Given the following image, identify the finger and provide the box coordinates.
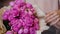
[46,11,56,17]
[47,15,59,23]
[54,24,60,29]
[54,20,60,29]
[46,13,57,21]
[56,21,60,26]
[50,18,60,26]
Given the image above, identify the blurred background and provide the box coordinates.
[0,0,59,12]
[58,0,60,9]
[0,0,14,8]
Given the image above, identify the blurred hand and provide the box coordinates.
[45,11,60,26]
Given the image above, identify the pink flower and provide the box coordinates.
[8,15,14,21]
[28,11,33,15]
[9,1,15,6]
[30,27,36,34]
[10,19,16,25]
[34,18,39,24]
[34,18,39,30]
[6,31,13,34]
[3,14,8,20]
[11,26,19,32]
[3,10,10,20]
[15,0,25,4]
[17,22,22,28]
[26,3,33,9]
[24,28,29,33]
[18,29,23,34]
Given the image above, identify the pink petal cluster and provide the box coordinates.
[3,0,40,34]
[6,31,13,34]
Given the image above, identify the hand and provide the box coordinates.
[45,11,60,26]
